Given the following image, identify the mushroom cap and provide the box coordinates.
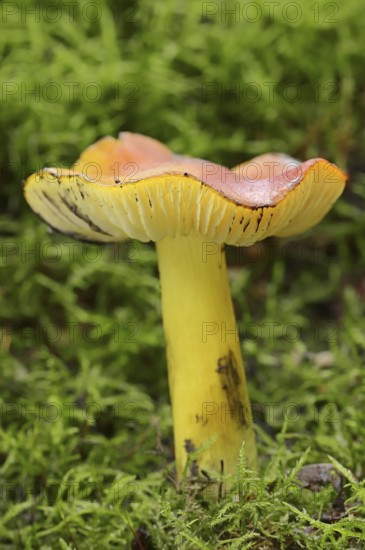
[24,132,347,245]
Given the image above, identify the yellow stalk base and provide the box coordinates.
[156,235,257,482]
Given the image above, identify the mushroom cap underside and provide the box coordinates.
[24,133,347,245]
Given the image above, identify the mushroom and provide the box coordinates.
[23,132,347,482]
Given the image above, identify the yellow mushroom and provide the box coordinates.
[24,132,347,483]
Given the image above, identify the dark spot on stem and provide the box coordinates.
[184,439,196,454]
[216,350,247,426]
[195,414,208,425]
[184,439,199,477]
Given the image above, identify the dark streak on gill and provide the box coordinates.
[59,195,112,236]
[266,212,273,230]
[38,190,78,228]
[69,186,79,202]
[255,209,264,232]
[76,181,85,199]
[228,214,236,234]
[242,219,251,232]
[41,191,58,208]
[47,219,110,244]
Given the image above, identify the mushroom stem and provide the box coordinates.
[156,235,257,481]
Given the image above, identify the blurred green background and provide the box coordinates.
[1,0,365,548]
